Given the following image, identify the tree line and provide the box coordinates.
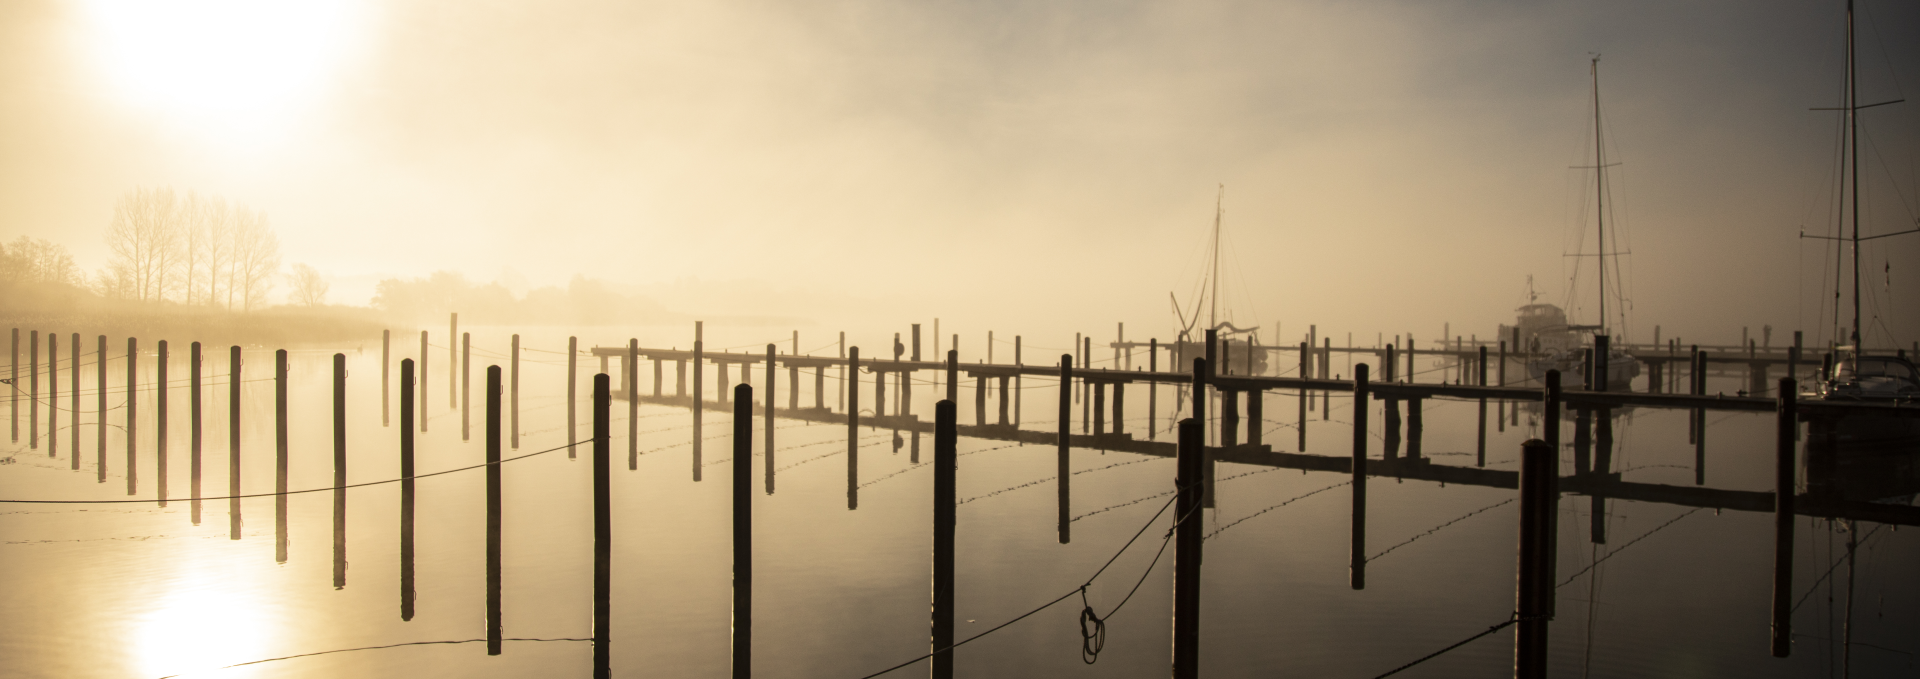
[97,186,286,311]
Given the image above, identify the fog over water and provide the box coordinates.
[0,0,1915,348]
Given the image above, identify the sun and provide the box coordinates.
[79,0,368,143]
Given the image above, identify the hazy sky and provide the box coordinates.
[2,0,1916,349]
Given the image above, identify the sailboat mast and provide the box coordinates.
[1592,56,1608,339]
[1210,184,1222,331]
[1848,0,1861,347]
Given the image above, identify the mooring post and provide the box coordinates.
[1515,438,1554,679]
[420,331,430,432]
[1693,346,1706,485]
[1498,340,1508,432]
[1478,345,1489,467]
[997,376,1010,426]
[814,367,824,411]
[1407,397,1423,459]
[402,359,417,621]
[1247,386,1261,446]
[1541,371,1561,619]
[484,365,503,655]
[276,349,289,563]
[69,335,78,470]
[230,346,242,540]
[846,347,859,510]
[7,328,13,443]
[191,342,202,524]
[592,372,611,678]
[127,337,138,494]
[384,330,391,427]
[158,342,169,505]
[1094,380,1108,437]
[695,322,705,482]
[1149,339,1159,438]
[947,350,959,404]
[462,332,472,441]
[26,330,35,449]
[975,375,986,426]
[1595,335,1610,392]
[657,359,666,398]
[1059,354,1073,544]
[733,383,753,679]
[334,353,347,588]
[1172,416,1203,679]
[1113,381,1126,436]
[932,399,958,679]
[1771,377,1796,658]
[787,362,798,412]
[874,363,887,419]
[628,339,639,469]
[765,345,776,495]
[46,334,55,461]
[1351,364,1370,590]
[511,334,520,449]
[568,337,579,458]
[1217,386,1235,447]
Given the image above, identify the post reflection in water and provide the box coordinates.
[333,352,348,590]
[1057,353,1071,544]
[485,365,504,656]
[846,346,859,511]
[190,341,202,525]
[229,345,242,540]
[275,349,289,564]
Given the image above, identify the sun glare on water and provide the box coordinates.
[80,0,367,144]
[131,576,278,679]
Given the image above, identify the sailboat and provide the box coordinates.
[1169,185,1267,375]
[1526,57,1642,390]
[1801,0,1920,450]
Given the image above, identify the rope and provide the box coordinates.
[1371,612,1531,678]
[854,483,1197,678]
[0,439,591,504]
[1791,523,1886,614]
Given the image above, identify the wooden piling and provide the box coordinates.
[1407,397,1423,459]
[765,345,776,495]
[1692,347,1706,485]
[384,330,391,427]
[420,331,430,433]
[1149,339,1158,439]
[402,358,417,621]
[1478,345,1488,467]
[1770,377,1796,657]
[733,383,753,679]
[462,332,471,441]
[1094,381,1108,437]
[846,347,859,510]
[1218,387,1235,447]
[932,399,958,679]
[1246,387,1261,446]
[127,338,137,494]
[66,334,75,469]
[230,346,242,540]
[47,333,55,460]
[156,340,168,504]
[974,376,986,426]
[814,367,824,411]
[569,337,579,458]
[7,328,13,443]
[629,339,639,469]
[592,372,610,677]
[695,323,705,482]
[511,334,519,449]
[27,330,34,449]
[1113,381,1126,435]
[1059,354,1072,544]
[947,350,958,404]
[1172,417,1203,678]
[1351,364,1369,591]
[191,342,202,524]
[1514,438,1554,678]
[487,365,503,655]
[276,349,289,563]
[334,353,347,589]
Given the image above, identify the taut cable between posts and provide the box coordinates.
[0,439,593,504]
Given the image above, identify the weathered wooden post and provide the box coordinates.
[947,350,959,404]
[487,364,503,655]
[1014,336,1023,426]
[1112,381,1126,436]
[1218,383,1235,447]
[7,328,13,443]
[931,398,958,679]
[1498,340,1508,432]
[814,367,824,411]
[449,313,458,407]
[1407,397,1424,459]
[46,334,56,460]
[628,339,639,470]
[1058,354,1073,544]
[846,347,859,510]
[1771,377,1796,658]
[26,330,34,449]
[420,331,430,433]
[384,330,391,427]
[1693,346,1706,485]
[1514,438,1554,678]
[695,322,705,482]
[1094,380,1108,436]
[1594,335,1610,392]
[156,341,168,504]
[127,337,138,493]
[462,332,472,441]
[568,337,579,458]
[765,345,776,495]
[1247,386,1261,446]
[402,358,417,621]
[511,334,519,449]
[975,375,988,426]
[276,349,289,563]
[1351,364,1370,591]
[191,342,202,524]
[230,346,243,540]
[334,353,347,588]
[733,383,753,679]
[1149,338,1159,439]
[1478,345,1489,467]
[592,372,610,677]
[1172,416,1203,678]
[1383,345,1400,459]
[68,335,77,469]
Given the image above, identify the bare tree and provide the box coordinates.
[201,196,233,307]
[230,207,281,311]
[0,236,80,285]
[104,187,184,302]
[289,263,329,306]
